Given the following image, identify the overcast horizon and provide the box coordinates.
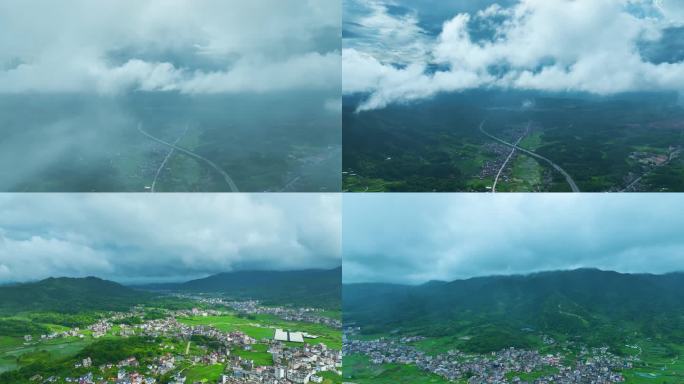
[0,194,341,284]
[0,264,343,286]
[343,267,684,286]
[343,194,684,285]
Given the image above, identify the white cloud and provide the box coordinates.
[0,233,114,282]
[345,0,430,64]
[0,194,341,283]
[0,0,340,94]
[177,52,341,94]
[344,0,684,111]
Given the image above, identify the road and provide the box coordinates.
[480,121,580,192]
[279,176,301,192]
[150,124,189,192]
[492,124,528,193]
[138,123,239,192]
[620,175,643,192]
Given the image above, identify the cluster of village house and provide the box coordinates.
[22,304,341,384]
[344,328,635,384]
[185,297,341,329]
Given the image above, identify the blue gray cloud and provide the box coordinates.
[343,194,684,284]
[0,194,341,283]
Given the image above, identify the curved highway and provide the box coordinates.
[150,124,189,192]
[480,121,580,192]
[138,123,239,192]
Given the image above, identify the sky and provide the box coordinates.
[343,194,684,284]
[0,194,341,284]
[343,0,684,111]
[0,0,341,95]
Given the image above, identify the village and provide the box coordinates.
[22,304,342,384]
[343,328,634,383]
[184,297,341,330]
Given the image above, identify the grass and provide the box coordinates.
[505,366,559,381]
[621,341,684,383]
[231,344,273,366]
[318,370,343,384]
[343,354,455,384]
[500,154,544,192]
[0,337,92,373]
[343,175,399,192]
[179,313,341,349]
[519,131,543,150]
[184,363,225,383]
[411,335,470,356]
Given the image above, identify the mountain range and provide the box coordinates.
[143,267,341,309]
[0,267,341,314]
[0,277,151,314]
[344,269,684,351]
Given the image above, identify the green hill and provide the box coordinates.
[344,269,684,350]
[0,277,153,314]
[145,267,341,309]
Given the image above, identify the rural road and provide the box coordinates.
[480,121,580,192]
[138,123,239,192]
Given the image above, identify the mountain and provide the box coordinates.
[0,277,153,314]
[144,267,341,309]
[344,269,684,350]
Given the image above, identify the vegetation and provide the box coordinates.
[1,92,340,192]
[0,277,154,314]
[0,319,51,337]
[344,354,453,384]
[146,267,342,309]
[344,269,684,383]
[179,313,341,349]
[343,91,684,192]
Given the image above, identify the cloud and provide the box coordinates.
[344,0,684,111]
[0,0,340,94]
[0,194,341,283]
[343,194,684,284]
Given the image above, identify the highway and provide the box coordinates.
[479,121,580,192]
[492,124,528,193]
[138,123,239,192]
[150,124,189,192]
[620,175,643,192]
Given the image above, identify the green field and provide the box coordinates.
[319,370,343,384]
[343,91,684,192]
[184,363,225,383]
[179,313,341,349]
[343,354,454,384]
[231,344,273,366]
[621,342,684,383]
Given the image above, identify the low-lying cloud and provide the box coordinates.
[344,0,684,111]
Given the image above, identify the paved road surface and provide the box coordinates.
[138,123,239,192]
[480,121,580,192]
[492,123,529,192]
[150,124,189,192]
